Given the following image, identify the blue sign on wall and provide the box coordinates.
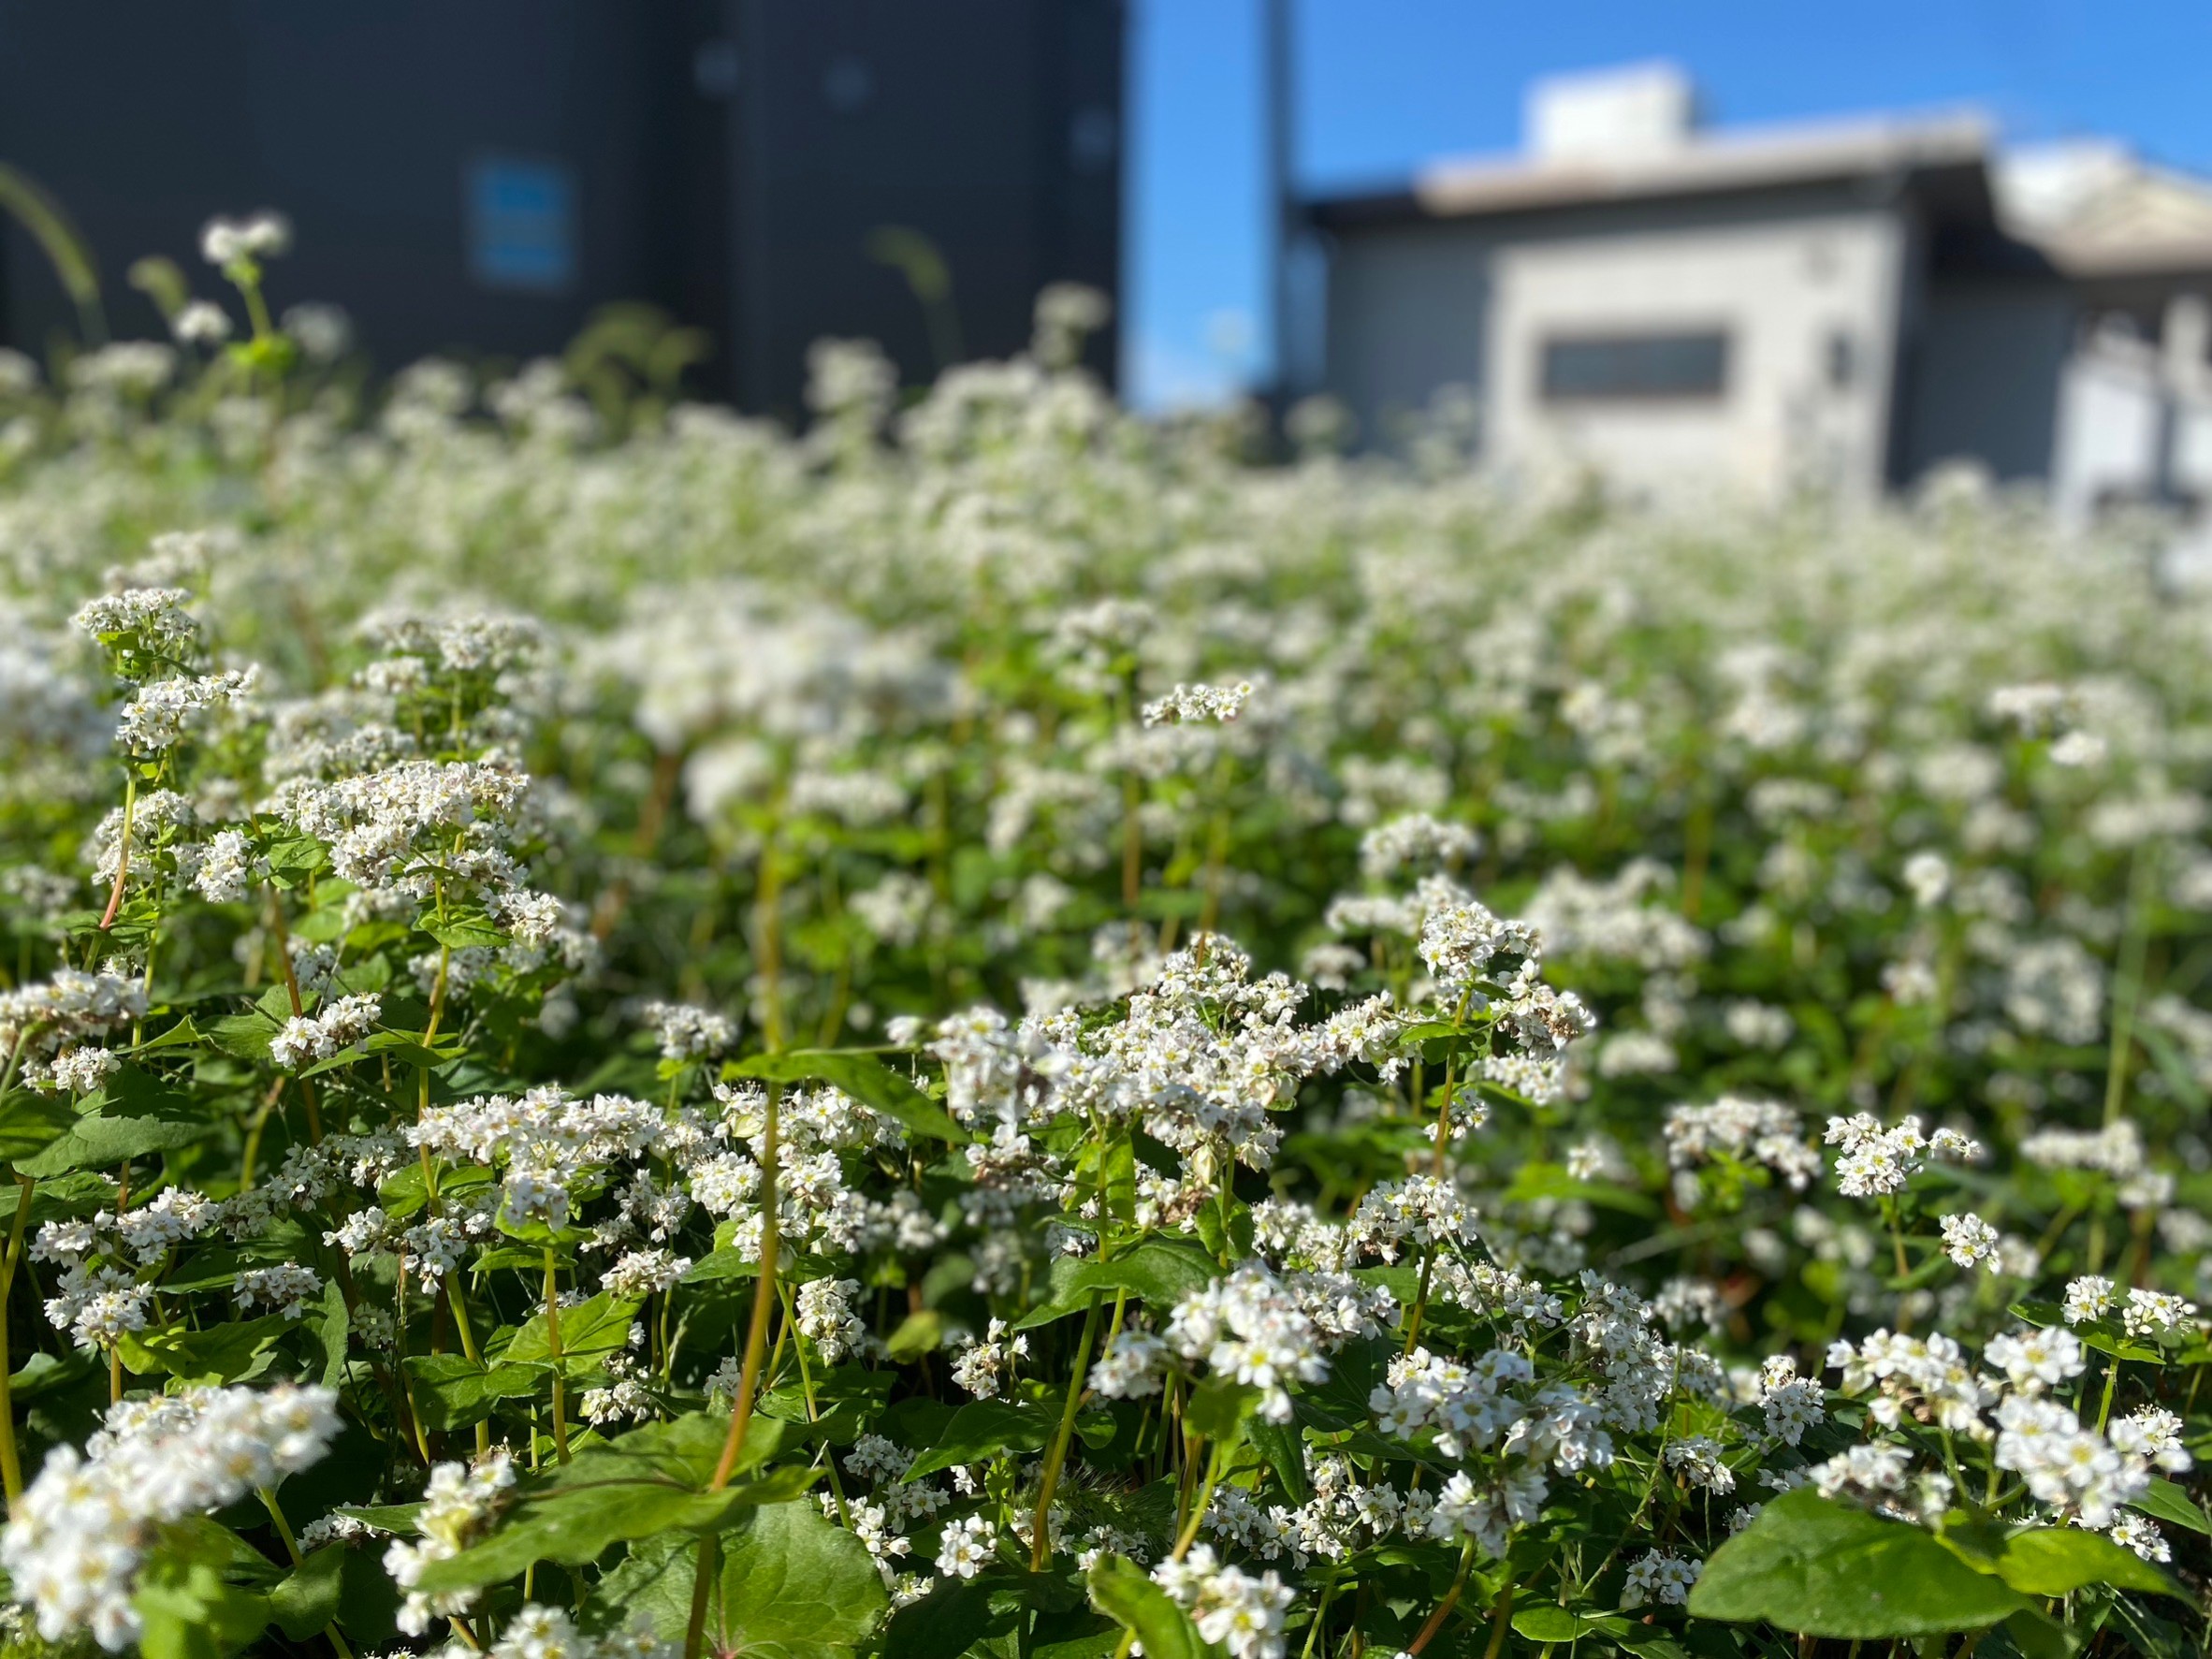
[467,157,575,294]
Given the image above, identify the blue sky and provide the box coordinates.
[1124,1,2212,408]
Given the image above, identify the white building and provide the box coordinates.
[1305,64,2212,525]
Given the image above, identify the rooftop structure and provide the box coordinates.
[1303,64,2212,537]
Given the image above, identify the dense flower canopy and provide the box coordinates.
[0,243,2203,1659]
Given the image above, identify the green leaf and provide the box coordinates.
[762,1364,895,1445]
[421,908,509,949]
[549,1411,786,1492]
[2002,1609,2081,1659]
[17,1068,218,1175]
[1087,1554,1204,1659]
[1512,1606,1604,1642]
[880,1577,1006,1659]
[726,1050,968,1143]
[1975,1525,2185,1598]
[0,1089,77,1162]
[414,1466,813,1595]
[1014,1236,1219,1331]
[402,1353,546,1429]
[269,1545,346,1642]
[1500,1159,1659,1217]
[262,836,327,885]
[904,1400,1056,1478]
[498,1291,641,1371]
[1185,1375,1259,1447]
[1248,1416,1309,1506]
[2132,1477,2212,1535]
[122,1315,293,1384]
[684,1247,762,1283]
[314,1279,351,1389]
[125,1015,204,1055]
[1688,1489,2033,1637]
[336,1503,425,1534]
[133,1544,272,1659]
[590,1501,889,1657]
[714,1499,891,1658]
[884,1307,945,1359]
[205,1011,281,1061]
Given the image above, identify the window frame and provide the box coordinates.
[1536,329,1731,404]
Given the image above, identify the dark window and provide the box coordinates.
[1826,329,1856,390]
[1539,331,1728,400]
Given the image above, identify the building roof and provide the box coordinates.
[1999,143,2212,279]
[1308,110,1993,231]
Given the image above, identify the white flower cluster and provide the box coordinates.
[1823,1113,1981,1198]
[1,1384,339,1650]
[270,756,534,900]
[950,1317,1030,1399]
[1165,1265,1331,1422]
[1346,1174,1476,1263]
[113,666,255,753]
[270,991,382,1070]
[1939,1212,2001,1270]
[200,211,291,265]
[1826,1329,1990,1433]
[2060,1275,2199,1339]
[234,1262,324,1317]
[928,939,1408,1188]
[796,1276,866,1362]
[413,1084,677,1233]
[71,588,198,667]
[2021,1122,2173,1208]
[485,1605,675,1659]
[192,825,264,902]
[642,999,736,1060]
[1141,680,1254,727]
[383,1452,518,1634]
[1357,812,1480,881]
[1523,860,1710,971]
[1152,1543,1295,1659]
[1622,1549,1702,1608]
[0,970,148,1069]
[1664,1097,1823,1191]
[1994,1397,2155,1528]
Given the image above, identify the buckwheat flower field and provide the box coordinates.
[0,233,2205,1659]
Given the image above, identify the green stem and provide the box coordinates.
[543,1248,570,1464]
[1406,1537,1478,1655]
[684,1532,720,1659]
[262,1487,357,1659]
[97,769,139,931]
[778,1276,849,1527]
[0,1171,33,1505]
[2104,843,2159,1128]
[1171,1441,1227,1562]
[1403,1244,1438,1355]
[1029,1292,1105,1569]
[755,819,786,1055]
[1300,1569,1340,1659]
[709,1085,781,1492]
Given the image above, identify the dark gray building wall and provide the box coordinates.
[0,2,706,365]
[729,0,1123,416]
[1894,278,2074,484]
[0,0,1123,409]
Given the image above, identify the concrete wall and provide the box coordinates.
[1483,199,1908,500]
[1320,189,1914,501]
[2050,334,2212,527]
